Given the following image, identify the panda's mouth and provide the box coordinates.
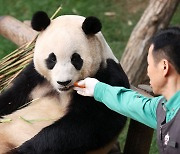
[58,85,73,91]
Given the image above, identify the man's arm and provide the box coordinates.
[94,82,163,129]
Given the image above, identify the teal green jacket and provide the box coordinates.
[94,82,180,129]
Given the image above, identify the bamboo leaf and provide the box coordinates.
[0,118,12,123]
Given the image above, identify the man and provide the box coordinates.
[74,27,180,154]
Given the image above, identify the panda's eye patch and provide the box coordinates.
[45,53,57,70]
[71,53,83,70]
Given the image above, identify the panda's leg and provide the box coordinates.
[10,115,91,154]
[0,61,44,116]
[10,109,125,154]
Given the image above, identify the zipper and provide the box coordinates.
[160,125,163,140]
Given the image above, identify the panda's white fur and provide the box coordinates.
[0,95,67,153]
[0,13,128,154]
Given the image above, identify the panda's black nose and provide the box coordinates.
[57,80,71,86]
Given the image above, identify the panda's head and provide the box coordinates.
[31,11,117,93]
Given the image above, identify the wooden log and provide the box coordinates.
[0,16,37,46]
[123,119,154,154]
[120,0,179,86]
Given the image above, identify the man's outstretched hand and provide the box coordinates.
[73,77,99,97]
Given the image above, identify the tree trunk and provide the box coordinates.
[0,16,37,46]
[121,0,179,153]
[120,0,179,86]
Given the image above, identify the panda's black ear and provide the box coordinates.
[31,11,51,31]
[82,16,102,35]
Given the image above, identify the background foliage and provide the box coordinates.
[1,0,179,59]
[0,0,179,153]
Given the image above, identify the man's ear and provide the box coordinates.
[162,59,169,77]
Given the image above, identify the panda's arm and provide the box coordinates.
[95,58,130,89]
[0,62,44,115]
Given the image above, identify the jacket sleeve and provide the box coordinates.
[94,82,163,129]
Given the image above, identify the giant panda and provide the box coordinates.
[0,11,130,154]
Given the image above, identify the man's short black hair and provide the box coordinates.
[151,26,180,73]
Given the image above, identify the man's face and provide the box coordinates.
[147,44,165,95]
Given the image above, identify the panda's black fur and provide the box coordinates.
[0,63,45,116]
[82,16,102,35]
[0,12,130,154]
[31,11,51,31]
